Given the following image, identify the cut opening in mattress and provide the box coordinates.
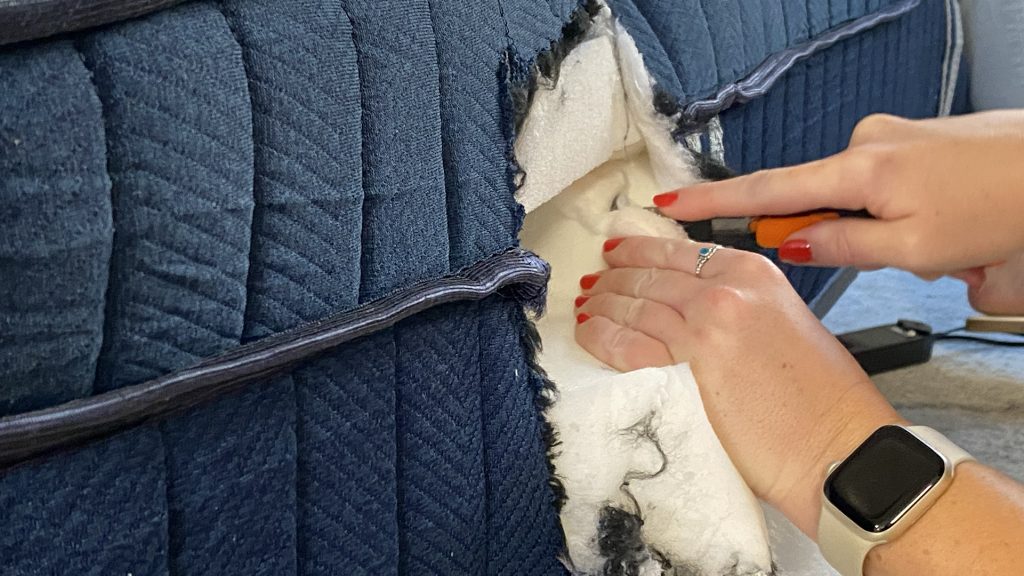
[512,3,846,575]
[514,5,775,576]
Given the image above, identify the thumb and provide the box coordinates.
[777,218,896,269]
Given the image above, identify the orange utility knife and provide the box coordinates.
[676,210,872,250]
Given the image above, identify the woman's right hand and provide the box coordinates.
[655,110,1024,277]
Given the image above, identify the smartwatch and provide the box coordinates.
[817,425,974,576]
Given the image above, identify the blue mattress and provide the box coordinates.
[0,1,962,574]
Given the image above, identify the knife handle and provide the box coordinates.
[750,210,871,249]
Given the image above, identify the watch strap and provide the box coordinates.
[818,501,878,576]
[906,426,974,467]
[817,425,973,576]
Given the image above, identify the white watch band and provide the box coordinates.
[817,425,974,576]
[818,501,877,576]
[909,426,973,467]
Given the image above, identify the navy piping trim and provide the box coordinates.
[0,248,550,470]
[0,0,190,46]
[681,0,922,127]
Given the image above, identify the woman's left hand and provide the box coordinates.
[574,237,904,536]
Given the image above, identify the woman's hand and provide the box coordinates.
[574,237,903,535]
[653,111,1024,277]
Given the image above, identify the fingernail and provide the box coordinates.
[652,192,678,208]
[574,295,590,308]
[778,240,812,263]
[576,313,591,324]
[603,238,625,252]
[580,274,600,290]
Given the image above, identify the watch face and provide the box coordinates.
[824,426,946,533]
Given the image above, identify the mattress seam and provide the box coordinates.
[0,0,190,46]
[0,248,550,471]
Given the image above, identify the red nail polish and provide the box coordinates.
[779,240,812,263]
[603,238,625,252]
[574,295,590,308]
[652,192,678,208]
[576,313,591,324]
[579,274,600,290]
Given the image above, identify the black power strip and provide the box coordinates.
[836,320,935,375]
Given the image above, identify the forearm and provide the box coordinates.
[776,405,1024,576]
[866,462,1024,576]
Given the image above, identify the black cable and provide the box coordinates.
[933,326,1024,348]
[936,334,1024,347]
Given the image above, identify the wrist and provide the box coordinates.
[861,462,978,576]
[769,382,905,537]
[863,461,1023,576]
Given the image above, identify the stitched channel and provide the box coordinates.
[0,248,550,470]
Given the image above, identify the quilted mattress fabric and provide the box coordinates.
[0,1,957,575]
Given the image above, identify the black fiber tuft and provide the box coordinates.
[532,0,603,89]
[516,306,575,570]
[516,309,568,511]
[597,413,673,576]
[652,86,681,118]
[690,150,736,182]
[506,0,603,135]
[597,506,671,576]
[598,506,647,576]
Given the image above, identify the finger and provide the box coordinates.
[575,315,675,372]
[652,150,872,221]
[950,267,986,289]
[603,237,740,278]
[778,218,900,269]
[577,293,690,358]
[579,267,701,310]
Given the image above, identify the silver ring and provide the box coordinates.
[694,244,721,277]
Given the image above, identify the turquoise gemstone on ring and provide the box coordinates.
[699,247,711,256]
